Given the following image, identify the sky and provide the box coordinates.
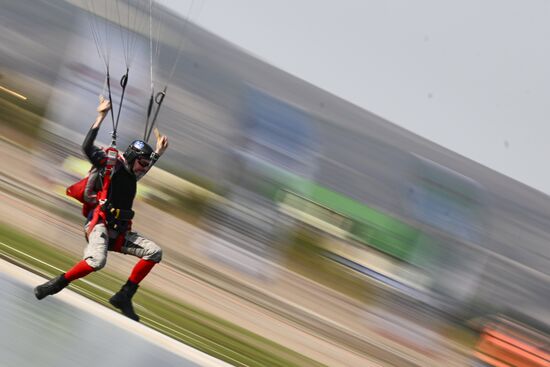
[159,0,550,196]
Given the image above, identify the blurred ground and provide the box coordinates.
[2,1,549,364]
[0,130,474,366]
[0,259,230,367]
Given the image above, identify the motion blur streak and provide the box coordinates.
[1,1,548,366]
[0,85,28,100]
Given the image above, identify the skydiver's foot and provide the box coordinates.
[34,274,69,300]
[109,280,140,322]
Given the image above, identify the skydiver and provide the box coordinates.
[34,96,169,322]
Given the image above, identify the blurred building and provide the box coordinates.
[2,0,549,330]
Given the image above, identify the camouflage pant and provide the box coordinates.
[83,223,162,270]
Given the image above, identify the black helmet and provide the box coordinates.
[123,140,154,165]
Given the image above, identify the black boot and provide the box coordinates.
[34,274,69,300]
[109,280,140,321]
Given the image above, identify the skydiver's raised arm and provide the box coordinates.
[82,96,111,166]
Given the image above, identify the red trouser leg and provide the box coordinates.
[64,260,95,281]
[128,259,156,284]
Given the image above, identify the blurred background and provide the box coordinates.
[1,1,549,366]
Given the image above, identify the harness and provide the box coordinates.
[66,147,134,245]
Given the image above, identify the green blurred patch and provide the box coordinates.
[141,184,208,225]
[0,95,45,140]
[0,222,326,367]
[283,225,376,303]
[139,167,216,224]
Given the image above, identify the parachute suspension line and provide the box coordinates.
[144,0,169,143]
[145,86,166,143]
[147,0,166,138]
[83,0,109,72]
[103,0,111,66]
[151,0,166,73]
[124,0,148,65]
[128,0,149,67]
[114,0,134,68]
[145,0,204,143]
[89,20,108,72]
[144,0,155,142]
[101,75,108,97]
[126,0,131,63]
[114,0,127,67]
[112,0,151,147]
[114,0,148,68]
[149,0,154,94]
[167,0,198,81]
[89,0,148,147]
[144,1,164,143]
[153,2,164,71]
[83,1,116,146]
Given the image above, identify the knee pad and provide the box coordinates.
[85,255,106,270]
[147,246,162,263]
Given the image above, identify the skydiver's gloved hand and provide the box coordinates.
[92,95,111,129]
[97,95,111,114]
[153,127,169,157]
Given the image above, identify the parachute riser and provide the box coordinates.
[144,85,167,143]
[104,67,130,149]
[143,91,155,141]
[114,68,130,140]
[105,70,116,132]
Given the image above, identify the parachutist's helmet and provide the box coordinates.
[123,140,154,165]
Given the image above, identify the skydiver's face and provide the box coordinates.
[132,157,151,175]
